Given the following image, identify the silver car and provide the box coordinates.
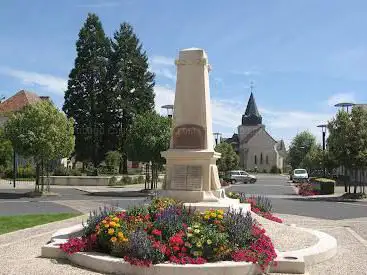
[226,170,257,184]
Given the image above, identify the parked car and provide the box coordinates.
[292,169,309,183]
[225,170,257,184]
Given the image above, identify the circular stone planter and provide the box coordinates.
[42,213,337,275]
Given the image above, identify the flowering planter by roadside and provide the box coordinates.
[309,178,335,195]
[59,198,277,272]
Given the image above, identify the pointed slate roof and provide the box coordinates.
[242,92,262,126]
[245,92,260,117]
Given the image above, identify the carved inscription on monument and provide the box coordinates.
[172,124,205,149]
[171,165,202,191]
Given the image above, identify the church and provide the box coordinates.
[223,92,287,173]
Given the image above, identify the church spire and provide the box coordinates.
[242,83,262,126]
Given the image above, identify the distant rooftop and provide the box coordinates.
[0,90,47,113]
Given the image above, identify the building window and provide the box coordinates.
[254,155,257,165]
[260,153,263,164]
[266,155,269,164]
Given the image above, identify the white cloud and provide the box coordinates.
[154,85,175,114]
[231,70,260,76]
[150,55,176,81]
[0,67,67,94]
[76,2,121,8]
[151,56,174,66]
[326,92,356,107]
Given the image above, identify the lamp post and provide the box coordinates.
[213,132,222,146]
[161,104,174,119]
[317,124,327,177]
[334,102,355,113]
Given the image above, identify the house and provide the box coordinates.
[223,92,287,172]
[0,90,49,126]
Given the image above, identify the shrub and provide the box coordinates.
[262,169,268,173]
[270,166,278,174]
[119,176,133,185]
[310,178,335,195]
[63,198,278,271]
[108,176,118,186]
[53,165,69,176]
[69,168,82,176]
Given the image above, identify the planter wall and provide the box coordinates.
[310,178,335,195]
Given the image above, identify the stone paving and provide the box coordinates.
[0,212,366,274]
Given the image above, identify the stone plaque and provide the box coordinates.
[171,165,187,190]
[186,166,202,191]
[172,124,205,149]
[171,165,202,191]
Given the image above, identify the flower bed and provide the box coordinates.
[297,183,319,196]
[60,198,277,271]
[226,192,283,223]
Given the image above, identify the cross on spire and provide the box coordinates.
[242,82,262,126]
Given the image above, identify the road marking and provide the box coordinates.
[336,202,367,207]
[345,227,367,247]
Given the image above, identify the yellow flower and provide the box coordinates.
[187,233,193,238]
[196,242,202,247]
[204,215,210,220]
[194,229,200,234]
[104,223,110,228]
[217,215,223,220]
[116,223,121,228]
[206,239,212,245]
[108,228,115,235]
[113,217,120,222]
[118,232,124,238]
[102,220,107,224]
[122,237,128,242]
[110,221,116,227]
[210,212,217,218]
[111,237,117,243]
[217,209,224,215]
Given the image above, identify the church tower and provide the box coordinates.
[242,92,262,126]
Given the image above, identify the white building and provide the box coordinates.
[224,93,287,172]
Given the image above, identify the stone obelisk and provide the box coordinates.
[161,48,246,210]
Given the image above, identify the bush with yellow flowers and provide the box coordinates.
[60,199,277,272]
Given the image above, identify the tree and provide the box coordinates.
[215,142,239,173]
[349,106,367,193]
[288,131,317,170]
[301,145,323,172]
[0,128,13,170]
[125,112,170,189]
[63,13,110,168]
[4,101,75,192]
[105,22,155,174]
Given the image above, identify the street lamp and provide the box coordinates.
[213,132,222,146]
[161,104,174,119]
[317,124,327,177]
[334,102,355,113]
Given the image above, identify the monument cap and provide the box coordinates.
[179,48,207,60]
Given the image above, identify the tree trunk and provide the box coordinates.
[145,163,150,190]
[122,154,128,175]
[41,159,44,192]
[35,163,40,193]
[354,169,358,194]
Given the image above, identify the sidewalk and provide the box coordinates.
[0,213,366,274]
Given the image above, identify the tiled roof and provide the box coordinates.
[0,90,42,113]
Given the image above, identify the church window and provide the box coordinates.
[254,155,257,165]
[266,155,269,164]
[260,153,263,164]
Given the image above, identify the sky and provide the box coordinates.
[1,0,367,146]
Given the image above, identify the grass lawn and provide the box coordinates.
[0,213,79,235]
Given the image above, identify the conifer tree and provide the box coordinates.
[105,22,155,173]
[63,13,110,167]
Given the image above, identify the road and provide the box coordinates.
[0,174,366,220]
[228,174,367,220]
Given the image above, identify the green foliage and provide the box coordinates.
[4,101,75,162]
[82,205,118,237]
[63,13,110,166]
[270,165,279,174]
[288,131,317,169]
[0,128,13,169]
[4,165,36,179]
[104,22,155,161]
[215,142,239,172]
[105,151,121,168]
[53,166,82,176]
[125,112,170,164]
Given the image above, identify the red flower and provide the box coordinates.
[152,229,162,236]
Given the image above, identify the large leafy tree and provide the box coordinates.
[4,101,75,191]
[215,142,239,173]
[288,131,317,170]
[125,112,170,189]
[63,13,110,167]
[0,128,13,170]
[105,22,155,174]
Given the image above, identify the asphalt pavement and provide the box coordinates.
[0,174,366,219]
